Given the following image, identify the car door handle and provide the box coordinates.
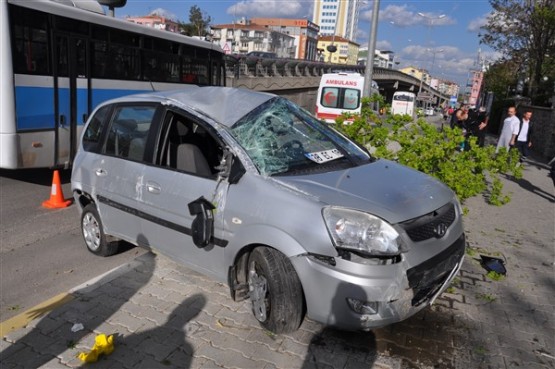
[95,168,107,177]
[146,182,161,194]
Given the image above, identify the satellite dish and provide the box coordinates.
[97,0,127,6]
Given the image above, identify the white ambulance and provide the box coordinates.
[315,73,378,123]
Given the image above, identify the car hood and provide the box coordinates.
[273,159,454,224]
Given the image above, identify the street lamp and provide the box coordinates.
[416,12,445,106]
[428,47,444,79]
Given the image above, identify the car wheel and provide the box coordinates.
[81,204,118,257]
[248,247,304,334]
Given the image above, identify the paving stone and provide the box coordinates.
[133,335,177,361]
[276,336,309,359]
[3,325,34,343]
[38,357,72,369]
[2,345,56,368]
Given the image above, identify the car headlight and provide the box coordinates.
[322,207,405,256]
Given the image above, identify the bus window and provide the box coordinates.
[10,6,49,74]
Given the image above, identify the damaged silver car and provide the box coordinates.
[71,86,465,334]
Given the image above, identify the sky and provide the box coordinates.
[112,0,500,86]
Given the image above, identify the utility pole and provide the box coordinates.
[363,0,380,98]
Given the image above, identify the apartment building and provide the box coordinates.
[210,19,295,58]
[317,35,359,65]
[312,0,362,41]
[250,18,320,60]
[126,15,180,33]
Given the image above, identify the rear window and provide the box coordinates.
[320,87,360,110]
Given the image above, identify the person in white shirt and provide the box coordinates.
[515,110,533,159]
[496,106,520,153]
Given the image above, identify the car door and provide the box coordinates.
[140,109,228,278]
[92,103,159,245]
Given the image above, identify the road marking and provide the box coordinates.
[0,293,74,337]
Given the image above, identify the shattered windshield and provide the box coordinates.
[230,97,370,176]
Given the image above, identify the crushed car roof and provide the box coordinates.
[108,86,276,127]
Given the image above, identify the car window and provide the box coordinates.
[155,111,223,178]
[230,97,370,176]
[83,105,110,152]
[104,105,156,161]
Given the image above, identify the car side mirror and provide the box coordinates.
[188,197,215,248]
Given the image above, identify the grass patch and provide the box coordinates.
[475,346,489,355]
[465,247,477,257]
[486,271,505,281]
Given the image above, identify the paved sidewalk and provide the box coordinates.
[1,157,554,369]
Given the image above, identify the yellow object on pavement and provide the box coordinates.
[78,334,114,363]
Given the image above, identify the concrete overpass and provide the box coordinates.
[224,54,450,113]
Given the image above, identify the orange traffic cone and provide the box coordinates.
[42,170,73,209]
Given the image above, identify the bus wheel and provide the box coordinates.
[247,247,304,334]
[81,204,118,256]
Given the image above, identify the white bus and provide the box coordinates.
[315,72,379,123]
[390,91,416,118]
[1,0,226,169]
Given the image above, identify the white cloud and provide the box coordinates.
[397,45,489,84]
[227,0,303,18]
[361,5,455,27]
[468,14,488,32]
[148,8,178,21]
[376,40,392,50]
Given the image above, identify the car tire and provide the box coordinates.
[81,204,118,257]
[248,246,304,334]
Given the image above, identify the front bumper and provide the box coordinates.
[290,233,465,331]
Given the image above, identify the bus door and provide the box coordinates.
[54,35,89,168]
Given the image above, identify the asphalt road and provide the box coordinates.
[0,168,146,322]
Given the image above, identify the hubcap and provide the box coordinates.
[82,212,101,251]
[248,261,268,322]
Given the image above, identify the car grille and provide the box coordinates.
[406,234,465,307]
[399,202,456,242]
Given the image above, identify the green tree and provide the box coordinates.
[483,60,519,99]
[189,5,211,37]
[333,99,522,206]
[480,0,555,106]
[178,21,194,36]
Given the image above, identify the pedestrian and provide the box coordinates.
[467,106,489,147]
[515,110,533,160]
[495,106,520,153]
[449,104,468,129]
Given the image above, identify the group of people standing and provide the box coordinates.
[496,107,534,159]
[446,104,533,159]
[448,104,490,149]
